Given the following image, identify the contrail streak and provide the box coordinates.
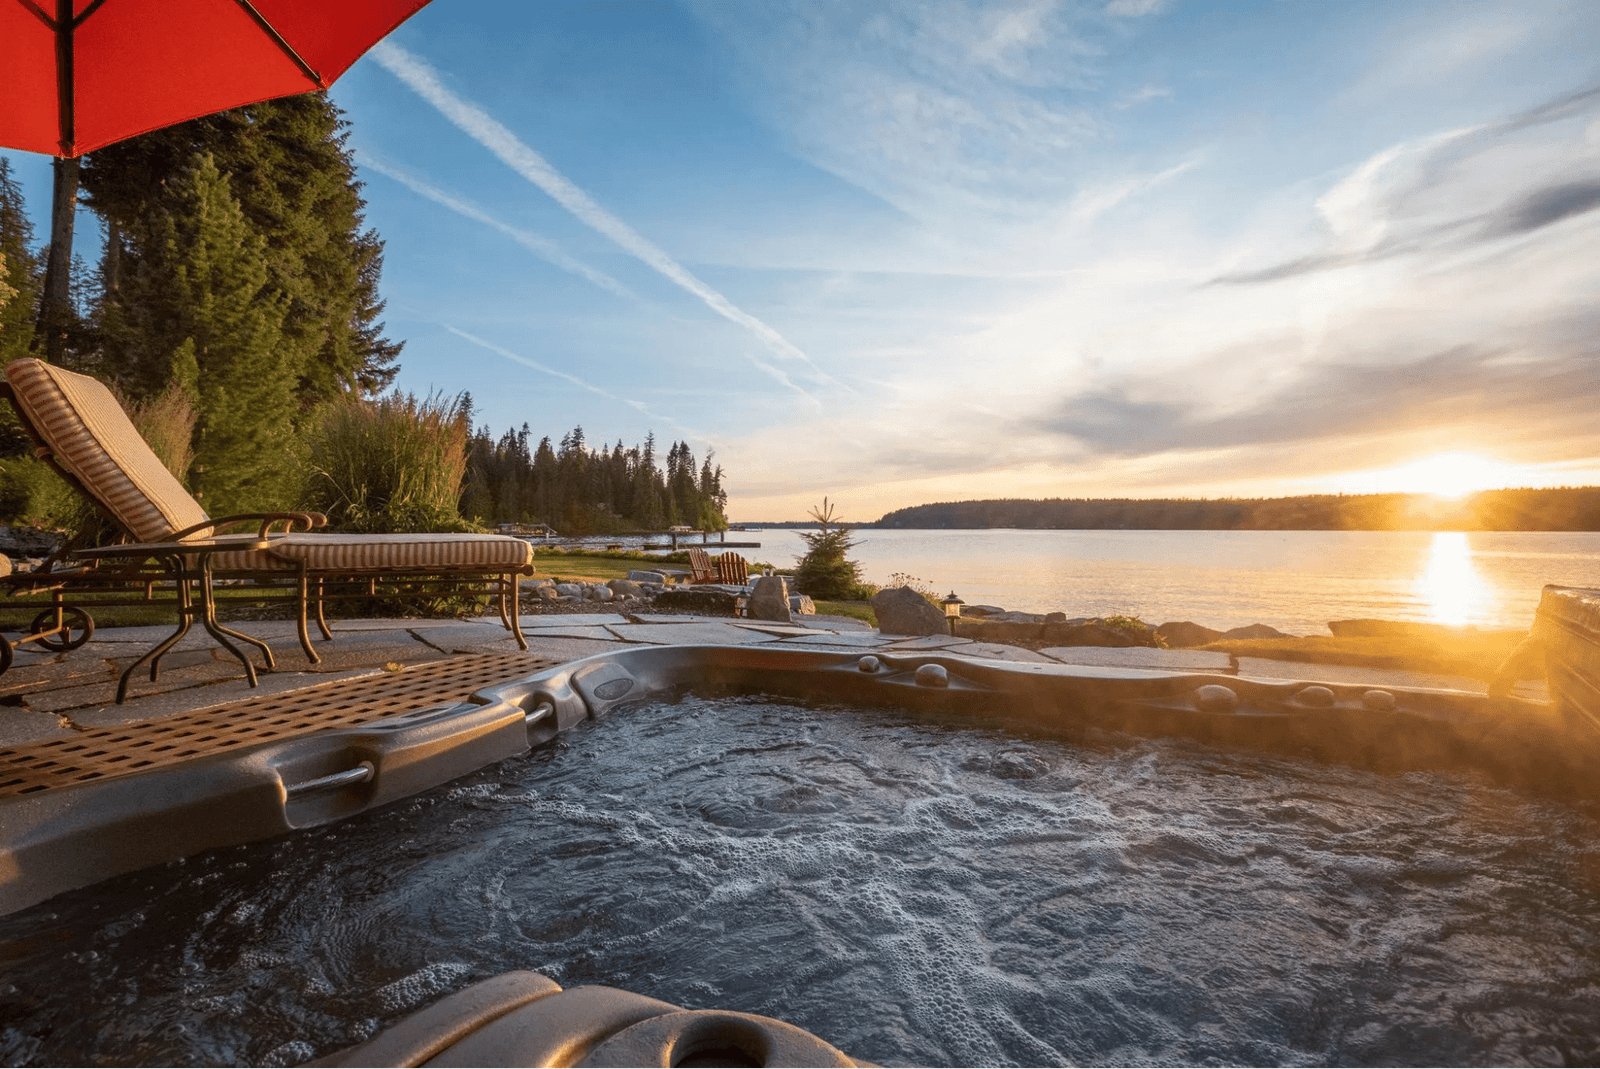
[358,151,635,300]
[444,326,705,441]
[372,40,841,402]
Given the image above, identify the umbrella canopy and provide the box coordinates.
[1,0,432,158]
[1,0,433,361]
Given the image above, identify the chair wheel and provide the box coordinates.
[29,607,94,651]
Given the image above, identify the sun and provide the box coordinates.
[1354,452,1520,498]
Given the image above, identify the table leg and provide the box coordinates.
[192,555,259,688]
[118,555,192,703]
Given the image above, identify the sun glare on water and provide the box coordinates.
[1417,531,1490,626]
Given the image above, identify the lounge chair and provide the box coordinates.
[3,358,535,700]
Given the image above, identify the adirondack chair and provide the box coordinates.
[715,552,749,585]
[686,546,719,583]
[2,358,536,700]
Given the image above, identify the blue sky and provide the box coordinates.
[6,0,1600,520]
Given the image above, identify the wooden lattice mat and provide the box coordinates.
[0,653,557,800]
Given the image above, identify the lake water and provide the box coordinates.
[751,529,1600,634]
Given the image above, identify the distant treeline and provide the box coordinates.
[874,488,1600,531]
[460,421,727,536]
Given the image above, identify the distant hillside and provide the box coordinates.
[874,488,1600,532]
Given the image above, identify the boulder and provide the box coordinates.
[789,594,816,615]
[535,585,560,601]
[991,610,1047,624]
[627,570,667,585]
[0,526,63,558]
[1157,620,1224,648]
[1220,623,1292,641]
[747,575,793,622]
[655,586,740,614]
[1044,611,1067,624]
[872,586,946,636]
[1038,619,1155,648]
[960,604,1007,618]
[588,583,614,602]
[1328,618,1492,639]
[957,619,1044,644]
[608,579,645,598]
[555,583,584,598]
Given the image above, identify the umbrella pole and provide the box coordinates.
[35,155,80,363]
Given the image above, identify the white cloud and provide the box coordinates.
[371,39,843,404]
[356,151,636,300]
[443,326,706,442]
[1104,0,1166,17]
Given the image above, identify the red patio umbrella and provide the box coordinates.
[0,0,434,359]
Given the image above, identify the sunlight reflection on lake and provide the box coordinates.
[752,529,1600,634]
[1416,532,1491,625]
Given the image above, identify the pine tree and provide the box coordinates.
[107,154,295,513]
[0,159,40,367]
[83,93,401,408]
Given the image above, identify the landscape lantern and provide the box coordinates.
[942,591,963,635]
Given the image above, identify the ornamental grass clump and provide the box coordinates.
[303,391,478,534]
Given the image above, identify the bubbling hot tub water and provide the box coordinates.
[2,694,1598,1067]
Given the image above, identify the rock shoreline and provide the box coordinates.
[869,584,1296,648]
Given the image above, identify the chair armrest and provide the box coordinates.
[168,512,327,540]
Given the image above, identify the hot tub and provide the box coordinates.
[2,641,1598,1065]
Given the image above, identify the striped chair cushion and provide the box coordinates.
[210,533,535,573]
[5,359,208,543]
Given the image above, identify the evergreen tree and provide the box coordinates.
[106,154,295,513]
[794,498,864,599]
[0,159,40,367]
[83,93,401,407]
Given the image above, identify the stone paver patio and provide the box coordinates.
[2,610,1525,749]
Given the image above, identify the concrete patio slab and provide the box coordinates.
[730,622,818,638]
[771,632,889,648]
[1236,657,1485,693]
[507,625,620,642]
[515,613,631,628]
[787,614,872,631]
[322,617,480,632]
[0,707,76,746]
[606,622,774,646]
[885,635,971,649]
[1042,647,1236,673]
[961,644,1056,663]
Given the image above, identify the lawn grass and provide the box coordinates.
[814,600,876,625]
[2,586,294,630]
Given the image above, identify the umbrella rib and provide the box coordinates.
[16,0,52,29]
[231,0,327,87]
[71,0,108,27]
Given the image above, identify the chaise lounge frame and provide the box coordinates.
[2,359,536,701]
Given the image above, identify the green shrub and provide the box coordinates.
[793,498,867,600]
[302,391,479,534]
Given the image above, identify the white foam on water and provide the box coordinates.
[373,962,473,1014]
[2,694,1599,1066]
